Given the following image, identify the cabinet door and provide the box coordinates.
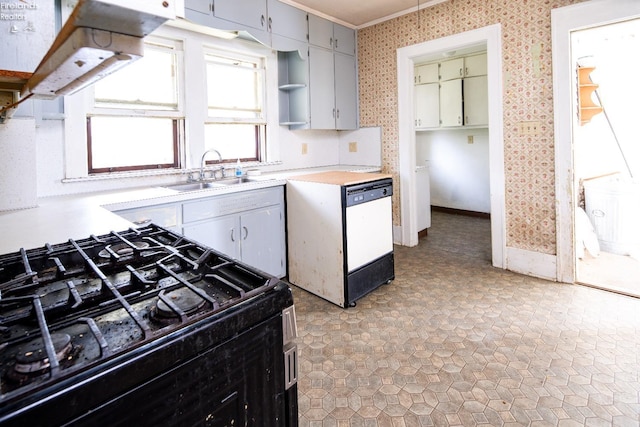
[333,23,355,55]
[334,53,358,130]
[415,83,439,128]
[240,206,285,278]
[464,53,487,77]
[213,0,267,31]
[267,0,307,42]
[308,14,334,49]
[309,46,336,129]
[440,79,463,127]
[415,63,438,84]
[440,58,464,81]
[464,75,488,126]
[182,215,240,260]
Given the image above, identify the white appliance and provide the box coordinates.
[416,164,431,232]
[287,171,394,307]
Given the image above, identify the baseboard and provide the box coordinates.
[431,206,490,219]
[506,247,557,281]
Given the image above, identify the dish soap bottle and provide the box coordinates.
[235,159,243,178]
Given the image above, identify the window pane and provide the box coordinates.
[94,45,178,110]
[206,55,263,119]
[204,124,261,161]
[89,116,177,170]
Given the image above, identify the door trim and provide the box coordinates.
[551,0,640,283]
[396,24,506,269]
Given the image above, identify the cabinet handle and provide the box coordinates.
[332,108,336,118]
[465,67,469,76]
[458,116,462,125]
[230,228,235,242]
[459,68,463,76]
[268,16,272,31]
[242,226,248,240]
[261,14,265,27]
[465,115,469,124]
[336,109,340,119]
[334,38,338,49]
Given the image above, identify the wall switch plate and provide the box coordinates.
[348,142,358,152]
[301,143,308,155]
[518,121,541,136]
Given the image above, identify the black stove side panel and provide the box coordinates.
[68,313,284,427]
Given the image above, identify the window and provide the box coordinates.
[87,38,183,174]
[203,51,266,163]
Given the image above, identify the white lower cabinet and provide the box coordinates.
[113,186,286,278]
[181,186,286,278]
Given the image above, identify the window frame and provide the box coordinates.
[202,48,267,164]
[86,36,185,175]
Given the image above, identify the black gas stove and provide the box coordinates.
[0,224,298,426]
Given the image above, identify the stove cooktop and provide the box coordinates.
[0,224,279,400]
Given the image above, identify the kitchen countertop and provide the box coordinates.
[288,171,392,186]
[0,165,381,254]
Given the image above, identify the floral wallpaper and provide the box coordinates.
[357,0,585,255]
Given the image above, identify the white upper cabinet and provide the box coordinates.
[414,83,439,128]
[414,52,488,129]
[307,14,357,130]
[308,14,356,55]
[184,0,308,50]
[464,53,487,77]
[464,75,488,126]
[440,79,463,127]
[439,58,464,81]
[415,63,438,84]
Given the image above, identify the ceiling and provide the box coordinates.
[283,0,447,28]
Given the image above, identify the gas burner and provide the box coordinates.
[12,333,73,376]
[151,288,206,324]
[98,241,150,259]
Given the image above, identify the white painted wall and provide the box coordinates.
[416,128,490,213]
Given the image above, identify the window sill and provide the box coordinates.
[61,161,283,183]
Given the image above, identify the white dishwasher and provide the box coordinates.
[287,171,394,307]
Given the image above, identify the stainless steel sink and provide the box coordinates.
[164,177,251,192]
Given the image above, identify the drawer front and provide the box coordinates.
[182,187,284,223]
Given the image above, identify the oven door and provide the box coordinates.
[346,196,393,272]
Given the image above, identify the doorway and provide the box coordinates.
[552,0,640,292]
[397,24,506,269]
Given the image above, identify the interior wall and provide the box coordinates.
[358,0,585,255]
[416,128,490,213]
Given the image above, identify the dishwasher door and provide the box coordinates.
[346,196,393,271]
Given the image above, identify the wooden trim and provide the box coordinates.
[431,205,490,219]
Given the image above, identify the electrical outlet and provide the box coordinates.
[518,121,541,136]
[301,143,308,155]
[348,142,358,153]
[467,135,474,144]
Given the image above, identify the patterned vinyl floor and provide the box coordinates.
[291,211,640,426]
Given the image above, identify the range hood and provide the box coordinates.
[21,0,176,100]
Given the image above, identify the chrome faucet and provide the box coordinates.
[199,149,224,180]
